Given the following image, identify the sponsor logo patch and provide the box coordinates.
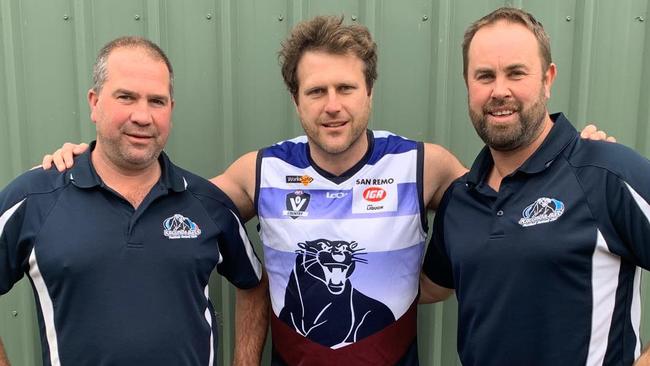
[163,214,202,239]
[286,175,314,186]
[518,197,565,227]
[283,190,311,219]
[355,177,394,185]
[362,187,386,202]
[352,183,398,213]
[326,191,348,199]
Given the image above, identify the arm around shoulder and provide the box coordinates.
[422,143,467,210]
[0,338,11,366]
[211,151,258,222]
[419,272,454,304]
[233,270,270,366]
[634,344,650,366]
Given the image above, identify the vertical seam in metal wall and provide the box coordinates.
[430,0,452,146]
[220,0,235,165]
[218,0,235,364]
[429,3,454,365]
[1,0,24,176]
[72,0,90,142]
[635,0,649,155]
[144,0,161,44]
[362,0,377,129]
[511,0,524,9]
[289,0,305,137]
[571,0,596,125]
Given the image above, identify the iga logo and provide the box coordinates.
[363,187,386,202]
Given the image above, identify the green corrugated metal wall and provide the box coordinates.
[0,0,648,365]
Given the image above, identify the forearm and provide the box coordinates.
[635,343,650,366]
[418,272,454,304]
[0,338,11,366]
[233,271,270,366]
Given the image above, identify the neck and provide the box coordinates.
[487,115,553,191]
[309,133,369,176]
[91,149,161,208]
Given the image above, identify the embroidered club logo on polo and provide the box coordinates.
[163,214,202,239]
[518,197,565,227]
[283,191,311,219]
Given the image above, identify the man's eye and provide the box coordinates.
[509,71,526,79]
[476,74,494,81]
[117,95,134,101]
[307,88,325,96]
[150,99,166,106]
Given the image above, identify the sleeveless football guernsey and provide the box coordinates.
[256,130,427,365]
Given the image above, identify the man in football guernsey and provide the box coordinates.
[420,7,650,366]
[0,37,262,366]
[41,16,615,366]
[42,17,466,365]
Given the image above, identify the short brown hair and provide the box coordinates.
[92,36,174,97]
[279,15,377,99]
[462,7,552,82]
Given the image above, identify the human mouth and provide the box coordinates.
[125,132,154,143]
[490,109,515,117]
[322,120,348,128]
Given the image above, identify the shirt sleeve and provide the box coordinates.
[603,170,650,269]
[214,207,263,289]
[0,183,30,295]
[577,143,650,269]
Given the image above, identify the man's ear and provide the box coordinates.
[293,94,300,113]
[88,88,99,123]
[543,63,557,99]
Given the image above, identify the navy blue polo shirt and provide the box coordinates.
[424,113,650,365]
[0,143,262,366]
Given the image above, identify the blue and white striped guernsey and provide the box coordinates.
[256,130,426,365]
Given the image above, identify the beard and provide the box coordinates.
[469,87,548,152]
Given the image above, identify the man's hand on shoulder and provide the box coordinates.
[41,142,89,171]
[580,124,616,142]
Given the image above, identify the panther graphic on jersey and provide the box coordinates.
[279,239,395,348]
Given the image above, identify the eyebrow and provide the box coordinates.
[112,88,170,102]
[112,88,137,97]
[504,63,528,72]
[473,63,529,76]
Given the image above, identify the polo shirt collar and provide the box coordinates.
[68,141,187,192]
[467,112,577,187]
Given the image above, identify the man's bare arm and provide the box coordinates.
[210,151,258,221]
[422,143,467,210]
[0,338,11,366]
[419,273,454,304]
[233,271,270,366]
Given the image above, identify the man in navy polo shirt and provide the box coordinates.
[420,7,650,366]
[0,37,262,366]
